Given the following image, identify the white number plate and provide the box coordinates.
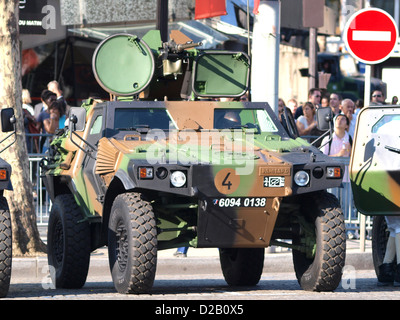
[213,197,267,208]
[263,176,285,187]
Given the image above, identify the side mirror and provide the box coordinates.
[0,108,15,133]
[316,107,333,132]
[281,107,299,139]
[68,107,86,132]
[67,106,96,158]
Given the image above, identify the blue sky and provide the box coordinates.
[220,0,254,26]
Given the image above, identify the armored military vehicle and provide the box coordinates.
[0,108,15,297]
[42,30,346,294]
[350,104,400,278]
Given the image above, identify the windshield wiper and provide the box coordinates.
[117,124,151,133]
[223,124,249,130]
[385,145,400,154]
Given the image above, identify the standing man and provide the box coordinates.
[329,93,342,116]
[340,98,356,139]
[36,90,57,152]
[370,90,385,105]
[47,80,68,115]
[294,88,322,119]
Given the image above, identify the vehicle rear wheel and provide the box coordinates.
[108,192,157,294]
[219,248,264,286]
[47,194,91,288]
[292,191,346,291]
[0,197,11,298]
[372,216,392,278]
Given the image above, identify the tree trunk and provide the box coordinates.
[0,0,46,256]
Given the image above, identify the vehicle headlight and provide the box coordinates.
[170,170,186,188]
[294,170,309,186]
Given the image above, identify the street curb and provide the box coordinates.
[10,250,374,280]
[345,252,374,270]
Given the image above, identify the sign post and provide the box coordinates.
[344,8,398,252]
[343,8,399,106]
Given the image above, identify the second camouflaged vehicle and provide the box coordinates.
[0,108,15,298]
[42,30,346,294]
[350,104,400,279]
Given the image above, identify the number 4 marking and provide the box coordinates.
[215,168,240,194]
[222,172,232,190]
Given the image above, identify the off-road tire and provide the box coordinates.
[219,248,264,286]
[292,191,346,291]
[48,194,91,288]
[372,216,392,278]
[0,197,11,298]
[108,192,157,294]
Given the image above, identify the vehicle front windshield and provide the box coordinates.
[213,108,278,133]
[372,114,400,134]
[114,108,176,131]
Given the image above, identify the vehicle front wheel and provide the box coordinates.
[108,192,157,294]
[292,191,346,292]
[47,194,91,289]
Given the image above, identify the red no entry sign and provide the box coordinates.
[343,8,399,64]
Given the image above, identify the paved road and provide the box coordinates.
[6,269,400,301]
[7,240,400,302]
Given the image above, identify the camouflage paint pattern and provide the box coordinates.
[350,105,400,215]
[44,99,344,249]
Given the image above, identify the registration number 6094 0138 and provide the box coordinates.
[213,197,266,208]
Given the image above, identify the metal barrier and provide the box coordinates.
[29,154,51,226]
[26,132,54,226]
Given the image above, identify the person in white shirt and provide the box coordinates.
[320,114,351,182]
[296,102,317,136]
